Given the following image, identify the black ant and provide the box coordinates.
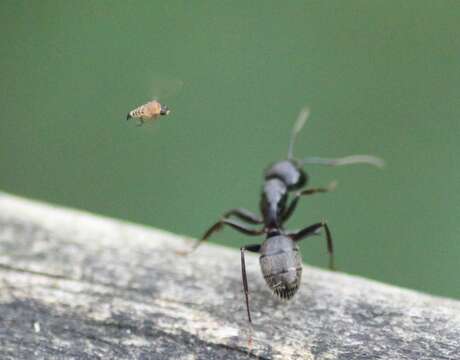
[185,107,384,323]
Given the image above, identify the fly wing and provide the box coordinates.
[149,74,183,100]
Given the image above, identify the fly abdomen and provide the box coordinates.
[128,107,145,119]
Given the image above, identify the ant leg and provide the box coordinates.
[222,219,264,237]
[290,221,334,270]
[223,208,263,225]
[282,181,337,223]
[178,219,263,255]
[194,210,262,250]
[201,216,263,244]
[241,244,261,323]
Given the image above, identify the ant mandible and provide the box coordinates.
[186,107,383,323]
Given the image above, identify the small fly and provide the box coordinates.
[126,75,182,126]
[126,99,170,126]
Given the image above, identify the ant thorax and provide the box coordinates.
[260,178,288,227]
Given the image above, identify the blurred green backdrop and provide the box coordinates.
[1,1,459,299]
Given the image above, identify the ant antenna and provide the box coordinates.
[287,107,310,160]
[301,155,385,168]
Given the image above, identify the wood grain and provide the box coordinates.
[0,192,459,359]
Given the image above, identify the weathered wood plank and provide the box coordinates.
[0,192,459,359]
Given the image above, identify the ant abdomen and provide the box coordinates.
[259,235,303,300]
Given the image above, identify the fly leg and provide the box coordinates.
[290,221,334,270]
[240,244,261,323]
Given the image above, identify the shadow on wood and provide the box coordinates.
[0,192,459,359]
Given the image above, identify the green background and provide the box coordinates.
[1,1,459,299]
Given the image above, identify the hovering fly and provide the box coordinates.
[126,75,182,126]
[126,99,170,126]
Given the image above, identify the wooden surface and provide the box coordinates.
[0,192,459,359]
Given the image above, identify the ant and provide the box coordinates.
[185,107,384,323]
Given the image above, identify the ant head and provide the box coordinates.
[264,159,308,191]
